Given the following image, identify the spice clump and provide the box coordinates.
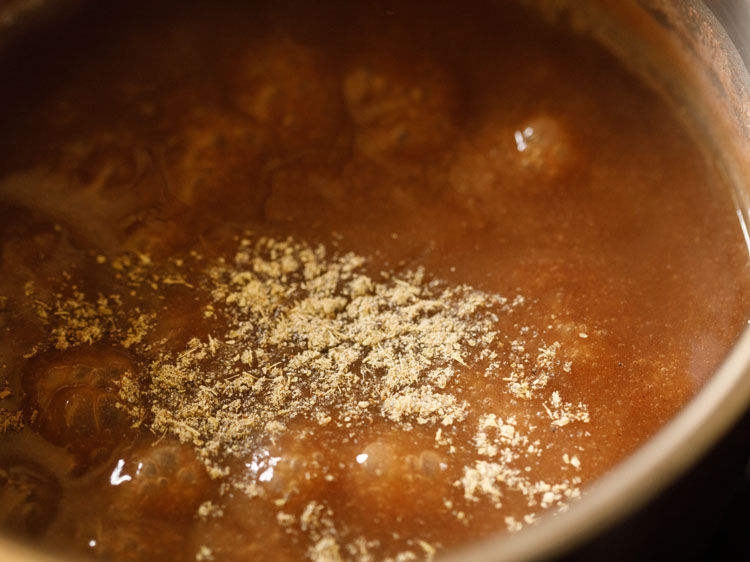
[130,236,590,522]
[17,233,592,558]
[143,236,518,463]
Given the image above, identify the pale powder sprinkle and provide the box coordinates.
[15,234,592,560]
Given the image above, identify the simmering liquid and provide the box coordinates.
[0,1,749,561]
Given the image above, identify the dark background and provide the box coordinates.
[557,409,750,561]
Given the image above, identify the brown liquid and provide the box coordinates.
[0,1,749,561]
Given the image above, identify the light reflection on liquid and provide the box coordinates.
[514,126,534,152]
[109,459,131,486]
[244,449,282,483]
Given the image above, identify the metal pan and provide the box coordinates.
[0,1,748,561]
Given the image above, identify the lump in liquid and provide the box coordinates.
[86,512,186,562]
[0,457,62,537]
[346,432,451,518]
[343,58,458,168]
[109,438,214,520]
[228,38,347,155]
[22,347,137,469]
[449,112,584,216]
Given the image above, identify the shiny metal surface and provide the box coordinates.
[0,1,748,561]
[706,0,750,67]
